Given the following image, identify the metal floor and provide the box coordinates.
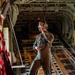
[14,35,75,75]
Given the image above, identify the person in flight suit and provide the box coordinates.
[30,20,54,75]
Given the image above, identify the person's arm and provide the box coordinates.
[41,26,54,43]
[33,35,47,51]
[33,40,43,51]
[49,33,54,43]
[33,35,41,51]
[42,31,54,43]
[33,39,37,50]
[43,32,54,47]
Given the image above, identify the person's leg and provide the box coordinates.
[42,57,51,75]
[41,49,52,75]
[30,60,41,75]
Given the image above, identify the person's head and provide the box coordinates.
[38,20,48,32]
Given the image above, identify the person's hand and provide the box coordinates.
[35,46,42,50]
[40,28,44,34]
[41,27,47,34]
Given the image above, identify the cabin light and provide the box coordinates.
[55,9,58,12]
[57,1,59,2]
[61,7,62,8]
[69,1,72,2]
[38,17,41,20]
[47,0,49,2]
[28,7,29,8]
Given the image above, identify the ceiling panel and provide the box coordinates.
[35,0,75,2]
[14,0,75,4]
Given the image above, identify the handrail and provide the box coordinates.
[8,13,24,68]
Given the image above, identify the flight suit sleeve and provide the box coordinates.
[33,39,37,50]
[49,33,54,43]
[45,32,54,47]
[33,35,47,51]
[33,35,38,51]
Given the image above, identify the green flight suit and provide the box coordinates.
[30,31,54,75]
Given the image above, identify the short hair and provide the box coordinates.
[39,20,48,29]
[39,20,45,23]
